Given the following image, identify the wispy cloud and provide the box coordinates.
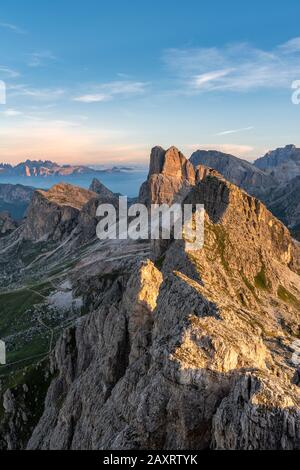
[0,66,20,78]
[9,85,65,101]
[215,126,254,136]
[278,38,300,54]
[193,69,233,87]
[74,93,109,103]
[1,108,23,117]
[27,51,57,67]
[74,80,149,103]
[0,22,26,34]
[164,38,300,93]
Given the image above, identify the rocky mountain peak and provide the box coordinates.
[22,183,96,242]
[254,145,300,182]
[139,146,195,206]
[190,148,276,199]
[191,172,299,272]
[149,146,195,182]
[89,178,118,202]
[36,183,96,210]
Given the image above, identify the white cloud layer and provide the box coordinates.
[164,39,300,92]
[1,108,23,117]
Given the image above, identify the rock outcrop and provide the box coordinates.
[22,183,96,242]
[139,146,195,206]
[0,212,17,235]
[89,178,119,202]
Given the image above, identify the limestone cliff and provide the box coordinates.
[139,146,195,206]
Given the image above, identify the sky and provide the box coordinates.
[1,0,300,165]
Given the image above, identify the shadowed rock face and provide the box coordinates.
[189,147,300,241]
[89,178,118,203]
[255,144,300,183]
[0,183,34,219]
[0,183,34,204]
[22,183,97,242]
[265,175,300,232]
[11,146,298,451]
[190,149,276,199]
[0,212,17,235]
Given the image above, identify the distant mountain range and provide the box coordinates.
[0,159,134,178]
[2,145,300,237]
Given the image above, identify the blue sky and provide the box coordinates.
[1,0,300,165]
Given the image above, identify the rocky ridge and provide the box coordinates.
[190,149,276,199]
[190,145,300,241]
[1,146,298,450]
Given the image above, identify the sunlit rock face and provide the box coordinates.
[139,146,196,206]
